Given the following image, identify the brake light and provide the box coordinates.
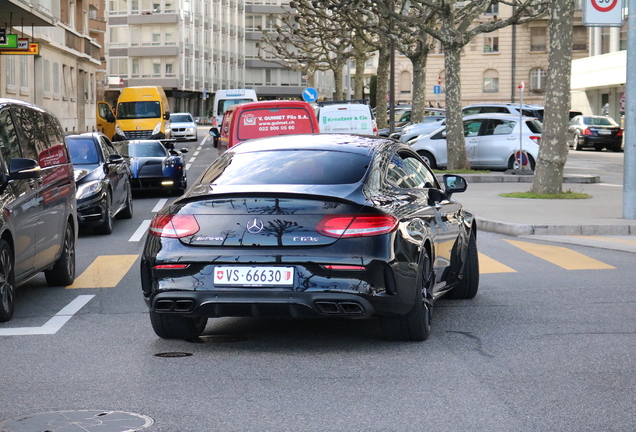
[373,120,379,136]
[149,214,200,238]
[316,214,398,238]
[583,128,594,136]
[617,128,623,137]
[530,135,541,144]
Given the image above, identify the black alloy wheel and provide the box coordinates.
[44,221,76,286]
[446,231,479,300]
[150,311,207,340]
[381,250,434,341]
[95,191,114,235]
[0,239,15,322]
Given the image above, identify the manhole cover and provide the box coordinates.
[153,351,193,358]
[189,335,248,343]
[0,410,153,432]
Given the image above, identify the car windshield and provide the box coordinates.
[583,116,618,126]
[171,114,193,122]
[67,138,99,165]
[201,150,371,185]
[525,120,543,133]
[117,101,161,120]
[116,142,167,158]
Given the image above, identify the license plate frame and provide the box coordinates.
[214,266,295,286]
[597,130,612,135]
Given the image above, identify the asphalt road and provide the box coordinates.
[1,133,634,431]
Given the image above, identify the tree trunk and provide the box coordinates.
[531,0,574,194]
[409,51,429,124]
[375,44,391,129]
[444,45,470,170]
[355,53,366,99]
[333,62,344,100]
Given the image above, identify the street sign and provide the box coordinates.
[203,88,207,99]
[0,34,18,49]
[519,80,525,90]
[0,42,39,55]
[302,87,318,102]
[0,29,6,45]
[583,0,624,26]
[433,85,441,94]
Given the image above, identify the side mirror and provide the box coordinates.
[164,111,171,120]
[209,127,219,138]
[180,148,189,154]
[443,174,467,199]
[8,158,41,180]
[107,154,125,164]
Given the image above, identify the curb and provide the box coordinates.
[477,217,636,236]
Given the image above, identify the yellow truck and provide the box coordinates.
[97,86,171,141]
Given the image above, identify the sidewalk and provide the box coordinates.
[452,170,636,252]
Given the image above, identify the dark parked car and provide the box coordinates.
[114,139,188,194]
[67,132,133,234]
[140,134,479,341]
[0,98,77,322]
[568,115,623,152]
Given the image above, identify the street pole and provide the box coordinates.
[624,0,636,218]
[518,81,525,172]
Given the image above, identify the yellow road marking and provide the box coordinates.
[66,255,139,289]
[478,252,517,274]
[505,240,615,270]
[570,236,636,246]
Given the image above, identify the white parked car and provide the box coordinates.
[170,112,198,141]
[408,113,543,170]
[399,116,446,143]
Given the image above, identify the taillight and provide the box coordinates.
[617,128,623,137]
[373,120,379,136]
[322,265,366,270]
[583,128,594,136]
[530,135,541,144]
[149,214,200,238]
[316,214,398,238]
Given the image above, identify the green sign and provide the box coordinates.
[0,34,17,49]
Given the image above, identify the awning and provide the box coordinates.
[0,0,55,27]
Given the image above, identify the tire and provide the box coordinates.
[508,154,536,171]
[381,250,433,341]
[150,311,207,339]
[45,221,76,286]
[446,231,479,300]
[611,145,623,153]
[574,133,583,151]
[116,182,133,219]
[0,239,15,322]
[417,150,437,169]
[95,191,114,235]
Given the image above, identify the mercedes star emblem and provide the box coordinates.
[246,218,264,234]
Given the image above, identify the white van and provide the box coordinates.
[212,89,257,127]
[316,102,378,135]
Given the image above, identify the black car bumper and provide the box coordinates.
[76,193,107,227]
[578,136,622,149]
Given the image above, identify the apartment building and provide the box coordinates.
[0,0,104,133]
[106,0,244,116]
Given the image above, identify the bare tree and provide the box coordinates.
[531,0,574,193]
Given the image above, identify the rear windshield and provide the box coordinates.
[201,150,370,185]
[583,116,618,126]
[237,107,316,140]
[171,114,193,122]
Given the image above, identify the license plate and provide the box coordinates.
[214,266,295,286]
[597,130,611,135]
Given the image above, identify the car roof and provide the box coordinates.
[463,103,543,109]
[171,112,193,116]
[462,113,540,121]
[231,133,395,156]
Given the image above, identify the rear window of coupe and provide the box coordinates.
[201,150,371,185]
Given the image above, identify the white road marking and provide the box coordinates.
[193,151,200,157]
[129,220,151,242]
[0,295,95,336]
[186,163,192,170]
[598,183,622,187]
[152,199,168,212]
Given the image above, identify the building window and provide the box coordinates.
[109,0,129,15]
[19,57,28,92]
[530,68,547,93]
[110,26,129,48]
[165,59,176,76]
[53,62,60,96]
[399,71,411,94]
[485,1,498,14]
[109,58,128,77]
[573,26,588,51]
[43,60,51,95]
[484,32,499,53]
[5,56,15,90]
[530,27,546,52]
[483,69,499,93]
[265,69,276,86]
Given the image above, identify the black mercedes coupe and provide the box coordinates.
[141,134,479,341]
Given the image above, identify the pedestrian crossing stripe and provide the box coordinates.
[478,252,516,274]
[504,240,615,270]
[66,255,139,289]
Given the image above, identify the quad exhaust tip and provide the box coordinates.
[315,301,364,315]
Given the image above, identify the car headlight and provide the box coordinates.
[187,127,195,132]
[76,180,102,200]
[115,124,125,137]
[152,121,162,135]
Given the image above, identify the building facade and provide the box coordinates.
[1,0,104,133]
[105,0,245,116]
